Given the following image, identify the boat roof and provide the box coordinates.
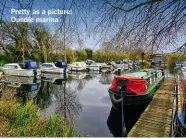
[4,63,20,66]
[42,63,54,65]
[54,60,66,62]
[19,60,35,62]
[126,72,147,78]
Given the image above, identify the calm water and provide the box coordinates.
[1,72,148,137]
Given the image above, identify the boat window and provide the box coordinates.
[30,62,38,68]
[42,64,53,68]
[123,61,128,64]
[14,65,18,69]
[19,63,25,69]
[62,62,66,65]
[4,65,18,69]
[146,79,150,86]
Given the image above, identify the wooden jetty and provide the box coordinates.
[128,77,175,137]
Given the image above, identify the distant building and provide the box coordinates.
[176,60,183,70]
[150,54,164,67]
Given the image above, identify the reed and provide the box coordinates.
[0,100,81,137]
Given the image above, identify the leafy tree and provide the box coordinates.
[84,48,93,59]
[75,50,87,61]
[167,53,179,73]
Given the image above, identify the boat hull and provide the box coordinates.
[175,113,186,137]
[3,69,41,77]
[108,75,164,108]
[69,67,86,72]
[41,68,67,74]
[86,66,100,71]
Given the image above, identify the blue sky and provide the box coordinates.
[1,0,101,50]
[1,0,186,52]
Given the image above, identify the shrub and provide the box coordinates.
[0,100,81,137]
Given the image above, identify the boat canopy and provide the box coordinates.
[19,60,39,69]
[110,75,147,94]
[54,60,67,68]
[115,60,123,64]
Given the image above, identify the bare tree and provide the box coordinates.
[91,0,186,53]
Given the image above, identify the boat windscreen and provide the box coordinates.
[42,64,53,68]
[54,61,67,68]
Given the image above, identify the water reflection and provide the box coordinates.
[2,76,41,102]
[42,73,67,84]
[35,75,82,121]
[0,73,116,137]
[69,73,86,80]
[107,103,149,137]
[1,75,83,122]
[99,74,114,85]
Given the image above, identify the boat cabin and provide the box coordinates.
[110,70,163,95]
[53,60,67,68]
[18,60,40,69]
[41,63,56,68]
[110,75,147,95]
[3,63,22,70]
[150,54,164,67]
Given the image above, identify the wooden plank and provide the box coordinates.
[128,77,175,137]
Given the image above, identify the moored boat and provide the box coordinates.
[108,69,165,108]
[86,63,101,72]
[41,62,67,74]
[175,68,186,137]
[123,60,129,71]
[101,63,113,73]
[2,60,41,77]
[68,62,86,72]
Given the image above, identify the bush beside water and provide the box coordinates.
[0,100,81,137]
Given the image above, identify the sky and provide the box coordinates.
[1,0,186,53]
[1,0,102,50]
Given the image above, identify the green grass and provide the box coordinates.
[0,100,82,137]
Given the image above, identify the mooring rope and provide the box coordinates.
[121,92,126,137]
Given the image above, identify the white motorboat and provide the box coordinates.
[123,60,129,70]
[2,60,41,77]
[68,62,86,72]
[86,63,101,72]
[41,62,68,74]
[101,63,113,73]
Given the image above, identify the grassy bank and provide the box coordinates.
[0,100,81,137]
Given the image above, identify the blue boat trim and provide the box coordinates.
[42,71,64,74]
